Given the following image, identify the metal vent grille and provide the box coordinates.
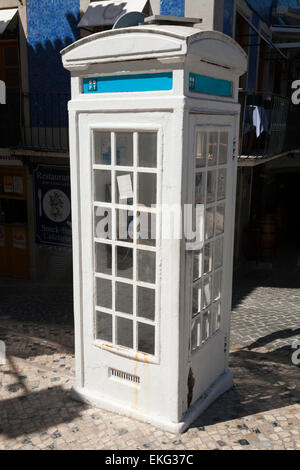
[109,368,140,384]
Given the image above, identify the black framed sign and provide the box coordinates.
[34,164,72,247]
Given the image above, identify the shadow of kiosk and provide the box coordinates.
[61,24,247,433]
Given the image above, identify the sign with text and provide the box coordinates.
[34,165,72,247]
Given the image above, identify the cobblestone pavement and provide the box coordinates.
[0,265,299,450]
[231,265,300,350]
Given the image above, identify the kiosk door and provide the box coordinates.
[76,111,177,416]
[187,114,237,404]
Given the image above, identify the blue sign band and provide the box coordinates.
[189,73,233,97]
[83,72,173,94]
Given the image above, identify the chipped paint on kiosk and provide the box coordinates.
[61,25,247,433]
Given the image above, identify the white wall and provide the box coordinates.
[185,0,224,31]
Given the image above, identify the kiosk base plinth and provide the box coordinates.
[71,369,233,434]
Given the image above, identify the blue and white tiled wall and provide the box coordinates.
[160,0,185,17]
[26,0,238,97]
[159,0,234,36]
[27,0,80,94]
[27,0,293,98]
[26,0,80,126]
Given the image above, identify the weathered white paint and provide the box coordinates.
[62,25,247,432]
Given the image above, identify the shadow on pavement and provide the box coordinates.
[0,326,74,361]
[247,328,300,350]
[0,386,87,439]
[191,345,300,429]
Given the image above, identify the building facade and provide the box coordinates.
[0,0,299,280]
[0,0,81,281]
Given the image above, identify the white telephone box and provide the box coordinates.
[62,25,247,433]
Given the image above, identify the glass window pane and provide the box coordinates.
[217,304,221,330]
[96,311,112,342]
[116,282,133,315]
[137,250,156,284]
[96,277,112,309]
[94,207,112,239]
[217,168,227,201]
[94,170,111,202]
[202,276,212,309]
[138,133,157,168]
[210,303,217,335]
[212,302,221,331]
[213,270,222,301]
[191,315,201,351]
[205,207,215,240]
[116,132,133,166]
[219,132,228,164]
[138,323,155,355]
[138,173,156,207]
[201,311,211,343]
[194,204,205,246]
[208,132,218,166]
[137,211,156,247]
[95,243,112,275]
[193,250,202,281]
[195,131,207,168]
[94,132,111,165]
[117,246,133,279]
[137,286,155,320]
[116,317,133,349]
[207,170,216,203]
[116,209,134,243]
[192,284,201,317]
[203,242,213,275]
[216,204,225,235]
[214,237,223,269]
[195,172,206,205]
[116,171,134,205]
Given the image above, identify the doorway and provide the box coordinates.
[0,167,29,278]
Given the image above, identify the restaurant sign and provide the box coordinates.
[34,165,72,247]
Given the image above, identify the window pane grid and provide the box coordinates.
[111,132,117,344]
[94,164,159,174]
[95,305,113,315]
[191,127,229,353]
[93,130,159,356]
[114,310,135,321]
[132,132,138,350]
[195,163,227,173]
[191,301,221,351]
[205,199,226,209]
[95,273,157,288]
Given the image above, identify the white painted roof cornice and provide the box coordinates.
[61,25,247,74]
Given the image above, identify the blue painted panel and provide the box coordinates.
[245,0,300,25]
[247,13,260,91]
[245,0,273,24]
[223,0,234,37]
[160,0,185,17]
[189,74,233,98]
[83,73,173,94]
